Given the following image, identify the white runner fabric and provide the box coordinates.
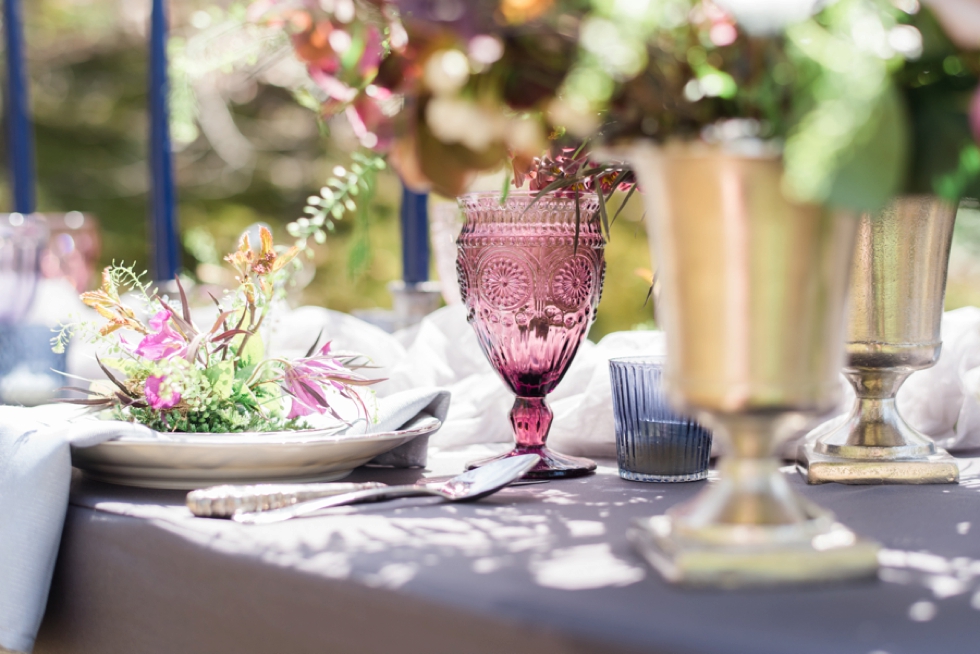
[898,306,980,452]
[256,304,980,455]
[267,305,666,457]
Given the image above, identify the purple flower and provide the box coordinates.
[145,375,181,410]
[135,311,186,361]
[283,368,324,419]
[280,342,363,419]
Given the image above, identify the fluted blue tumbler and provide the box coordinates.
[609,356,712,482]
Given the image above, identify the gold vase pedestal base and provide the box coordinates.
[628,454,880,587]
[629,514,880,587]
[799,393,960,485]
[799,443,959,485]
[802,195,961,486]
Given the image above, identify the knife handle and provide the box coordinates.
[186,481,388,518]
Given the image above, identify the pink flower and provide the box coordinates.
[308,67,358,104]
[144,375,181,410]
[284,369,325,419]
[346,93,395,150]
[280,342,365,419]
[135,311,186,361]
[358,25,384,77]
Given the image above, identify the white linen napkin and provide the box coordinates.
[896,306,980,452]
[0,388,448,654]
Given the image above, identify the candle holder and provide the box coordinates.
[389,280,443,331]
[609,356,713,482]
[800,196,960,484]
[0,213,47,323]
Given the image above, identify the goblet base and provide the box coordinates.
[466,445,596,479]
[628,514,879,587]
[799,442,959,485]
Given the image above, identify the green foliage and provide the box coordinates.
[119,405,301,434]
[781,3,908,210]
[898,8,980,200]
[288,151,387,277]
[572,0,945,210]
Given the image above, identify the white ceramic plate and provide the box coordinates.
[71,413,440,490]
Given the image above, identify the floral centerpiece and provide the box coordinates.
[54,227,380,433]
[248,0,583,197]
[557,0,979,207]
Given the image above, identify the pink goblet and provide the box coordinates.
[457,191,605,478]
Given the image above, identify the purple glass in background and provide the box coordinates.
[457,191,606,479]
[0,213,48,324]
[609,357,713,482]
[39,212,102,293]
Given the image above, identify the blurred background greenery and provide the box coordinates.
[2,0,979,340]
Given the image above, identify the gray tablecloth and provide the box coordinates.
[34,449,980,654]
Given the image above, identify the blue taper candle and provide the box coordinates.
[400,184,429,284]
[3,0,36,213]
[148,0,180,282]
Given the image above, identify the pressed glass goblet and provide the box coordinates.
[457,191,605,479]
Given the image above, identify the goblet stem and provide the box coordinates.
[632,413,878,585]
[466,396,597,479]
[511,396,551,448]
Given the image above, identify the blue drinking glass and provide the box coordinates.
[609,356,713,482]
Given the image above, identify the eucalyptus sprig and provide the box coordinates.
[288,151,386,248]
[288,150,386,276]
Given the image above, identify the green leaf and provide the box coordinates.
[236,333,265,369]
[234,361,255,382]
[612,182,637,225]
[821,84,909,211]
[205,361,235,399]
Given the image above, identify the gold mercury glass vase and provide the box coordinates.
[799,196,960,484]
[622,142,879,587]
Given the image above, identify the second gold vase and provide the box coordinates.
[800,196,960,484]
